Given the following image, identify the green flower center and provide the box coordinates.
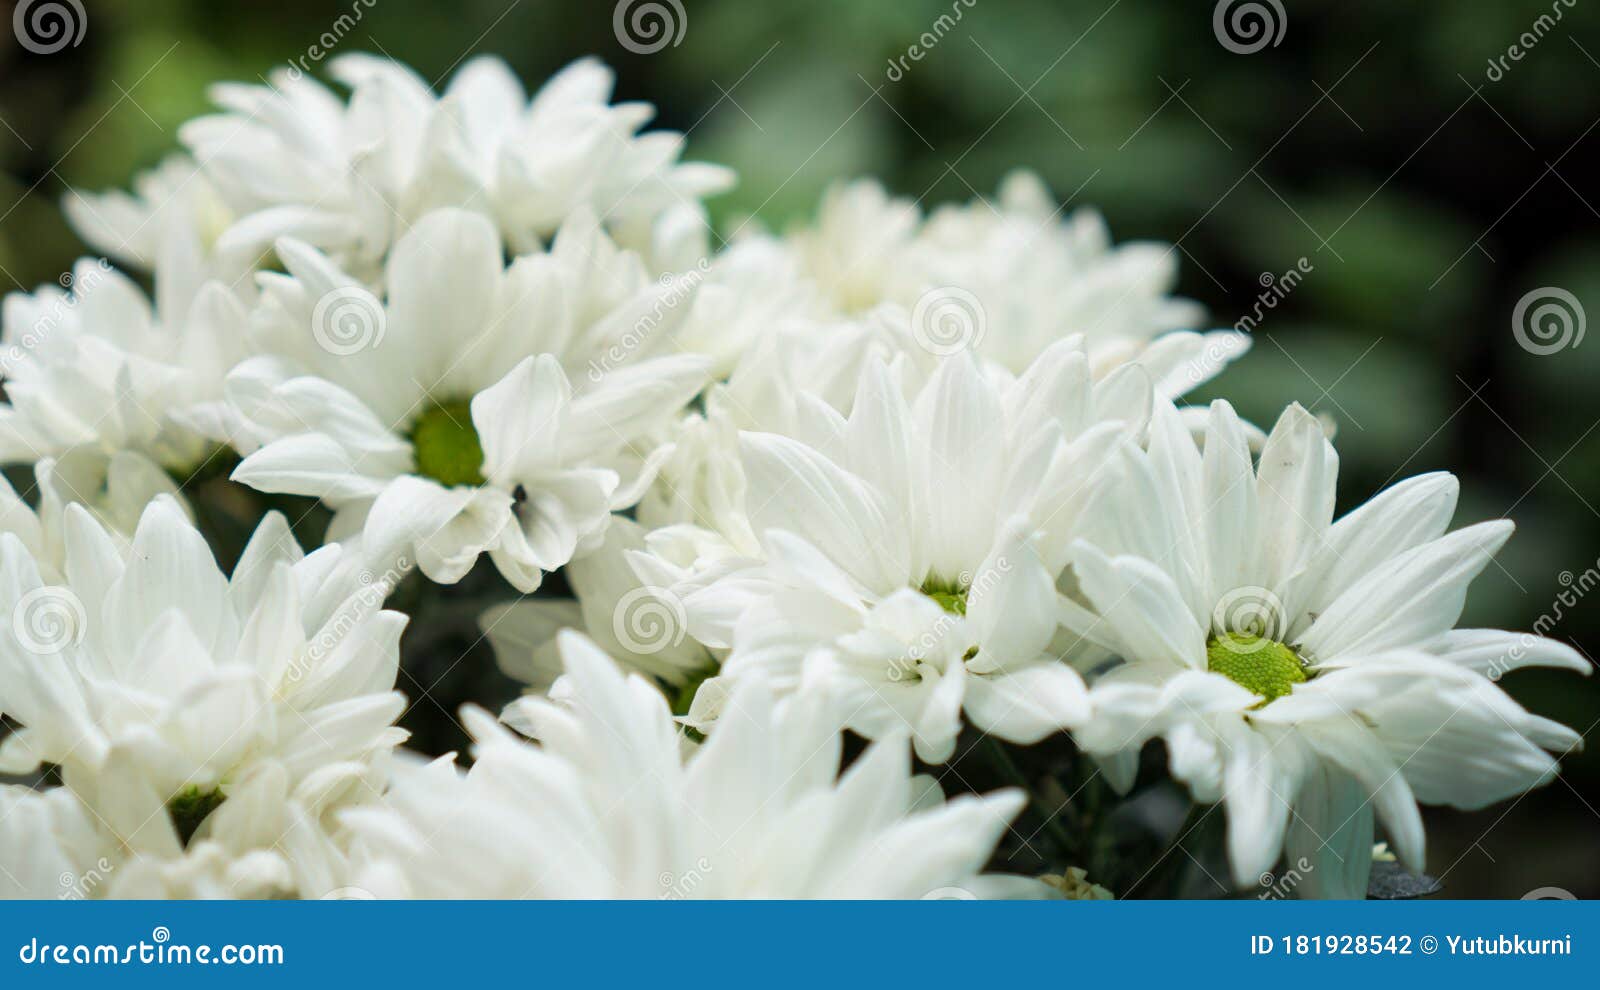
[409,399,485,487]
[168,786,226,847]
[1206,633,1308,704]
[921,579,968,616]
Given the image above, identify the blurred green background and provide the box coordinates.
[3,0,1598,897]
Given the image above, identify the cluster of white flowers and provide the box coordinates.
[0,56,1586,900]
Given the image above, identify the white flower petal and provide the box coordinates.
[1284,764,1375,900]
[363,476,512,586]
[963,662,1088,743]
[740,431,910,594]
[1069,540,1205,670]
[1300,521,1513,662]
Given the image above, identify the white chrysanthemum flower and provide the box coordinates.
[227,207,710,592]
[1064,399,1588,896]
[787,178,923,314]
[62,154,254,288]
[641,306,928,553]
[341,632,1026,899]
[0,784,299,900]
[648,304,1130,572]
[0,784,115,899]
[670,234,823,378]
[93,841,297,899]
[778,172,1235,389]
[176,55,732,281]
[0,453,183,583]
[0,497,407,892]
[642,343,1152,762]
[481,517,714,695]
[0,257,256,472]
